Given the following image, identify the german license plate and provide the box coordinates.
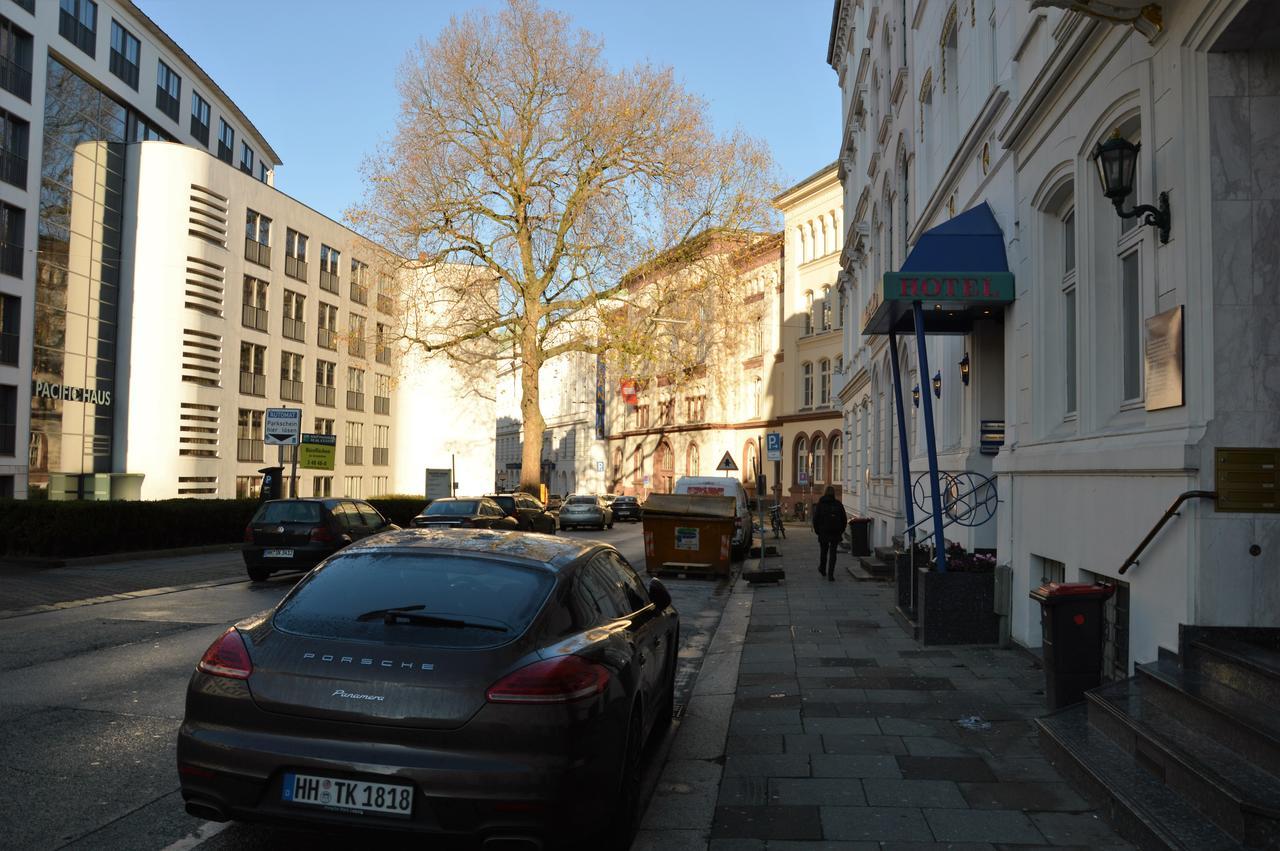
[264,548,294,558]
[282,771,413,817]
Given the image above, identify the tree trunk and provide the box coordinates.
[518,353,546,495]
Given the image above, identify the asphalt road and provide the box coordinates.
[0,522,736,850]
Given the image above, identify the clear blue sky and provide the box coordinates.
[136,0,841,224]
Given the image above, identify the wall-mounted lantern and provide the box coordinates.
[959,353,970,386]
[912,385,920,408]
[1091,133,1171,244]
[932,371,942,398]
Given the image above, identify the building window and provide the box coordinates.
[318,244,340,293]
[819,359,831,405]
[236,409,263,462]
[801,361,813,407]
[346,366,365,411]
[285,228,309,281]
[345,421,363,465]
[280,351,303,402]
[821,286,832,331]
[1063,206,1077,415]
[685,442,700,476]
[343,476,362,498]
[237,141,253,174]
[374,373,391,415]
[0,17,31,103]
[373,424,389,466]
[813,436,826,485]
[375,322,392,365]
[244,209,270,267]
[0,292,16,365]
[348,313,366,358]
[751,377,762,418]
[349,258,368,304]
[837,285,847,329]
[217,118,233,163]
[190,90,210,145]
[377,275,394,314]
[371,475,388,497]
[108,20,139,89]
[312,475,332,497]
[748,311,764,357]
[1121,251,1142,401]
[0,201,22,277]
[258,161,269,183]
[59,0,97,58]
[317,302,338,350]
[314,418,334,437]
[10,1,33,15]
[804,291,813,334]
[235,476,261,499]
[795,436,808,485]
[831,436,842,487]
[282,290,305,341]
[155,59,180,122]
[0,108,27,189]
[239,342,266,396]
[315,359,336,407]
[241,275,268,332]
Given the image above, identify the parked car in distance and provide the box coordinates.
[243,498,395,582]
[559,494,614,530]
[601,493,619,507]
[546,493,564,512]
[485,492,558,534]
[611,495,643,522]
[673,476,753,559]
[411,497,520,531]
[178,529,679,849]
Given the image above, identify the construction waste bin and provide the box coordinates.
[847,517,873,556]
[1030,581,1116,709]
[641,493,736,577]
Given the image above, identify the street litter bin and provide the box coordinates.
[1030,581,1116,709]
[847,517,873,556]
[641,493,736,577]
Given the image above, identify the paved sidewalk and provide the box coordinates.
[638,528,1132,850]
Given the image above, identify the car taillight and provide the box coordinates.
[486,656,609,704]
[309,525,333,543]
[197,628,252,680]
[242,524,254,543]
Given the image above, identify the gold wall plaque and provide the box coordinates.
[1145,305,1184,411]
[1215,448,1280,513]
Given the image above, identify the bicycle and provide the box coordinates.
[768,504,786,539]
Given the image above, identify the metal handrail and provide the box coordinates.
[1119,490,1216,575]
[901,476,999,543]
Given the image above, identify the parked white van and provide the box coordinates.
[673,476,752,558]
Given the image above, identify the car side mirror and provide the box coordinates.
[648,577,672,611]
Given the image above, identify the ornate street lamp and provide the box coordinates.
[932,371,942,399]
[1091,133,1171,244]
[959,353,970,386]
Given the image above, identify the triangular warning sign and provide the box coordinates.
[716,451,738,471]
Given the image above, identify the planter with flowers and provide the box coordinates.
[916,540,1000,645]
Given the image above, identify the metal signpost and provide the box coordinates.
[264,407,302,497]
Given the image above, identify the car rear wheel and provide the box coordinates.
[246,565,270,582]
[598,705,644,850]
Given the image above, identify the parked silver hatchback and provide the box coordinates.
[558,494,614,531]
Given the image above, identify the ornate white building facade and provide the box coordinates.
[829,0,1280,673]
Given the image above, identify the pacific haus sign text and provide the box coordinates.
[32,380,112,407]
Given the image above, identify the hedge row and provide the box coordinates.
[0,496,432,559]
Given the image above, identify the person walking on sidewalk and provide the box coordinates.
[812,485,847,580]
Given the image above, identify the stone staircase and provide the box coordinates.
[1038,627,1280,850]
[856,544,897,578]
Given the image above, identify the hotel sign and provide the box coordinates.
[882,272,1015,303]
[32,380,112,406]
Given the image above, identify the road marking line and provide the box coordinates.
[158,820,231,851]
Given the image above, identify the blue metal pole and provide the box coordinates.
[887,328,916,542]
[912,301,948,573]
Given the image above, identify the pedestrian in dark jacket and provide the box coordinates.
[812,485,847,580]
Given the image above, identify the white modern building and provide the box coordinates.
[828,0,1280,677]
[2,0,491,501]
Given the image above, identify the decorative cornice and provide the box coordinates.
[997,16,1101,150]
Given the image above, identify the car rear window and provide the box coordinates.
[566,496,596,505]
[273,552,555,648]
[254,501,323,524]
[425,500,478,516]
[490,496,515,512]
[615,497,637,504]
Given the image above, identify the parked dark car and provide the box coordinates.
[242,499,394,582]
[411,497,519,531]
[485,492,558,534]
[178,529,680,849]
[611,495,643,522]
[546,493,564,513]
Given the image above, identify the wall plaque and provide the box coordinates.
[1145,306,1184,411]
[1215,448,1280,513]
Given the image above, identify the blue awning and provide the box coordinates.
[863,202,1015,336]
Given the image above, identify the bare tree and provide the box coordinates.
[349,0,776,493]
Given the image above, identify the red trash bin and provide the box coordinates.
[1030,582,1115,709]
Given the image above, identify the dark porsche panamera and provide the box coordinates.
[178,529,680,849]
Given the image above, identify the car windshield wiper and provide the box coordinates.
[355,606,508,631]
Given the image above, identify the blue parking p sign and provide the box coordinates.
[765,432,783,462]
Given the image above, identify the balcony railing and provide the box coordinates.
[236,438,263,462]
[351,283,368,305]
[345,446,363,466]
[244,238,269,268]
[315,385,335,407]
[282,316,305,342]
[319,269,338,294]
[239,371,265,396]
[191,117,209,146]
[377,293,394,314]
[346,391,365,411]
[0,56,32,102]
[241,304,268,332]
[348,339,366,359]
[217,141,232,163]
[318,328,337,350]
[0,331,17,366]
[1,150,27,190]
[156,87,179,122]
[373,448,389,466]
[374,396,390,416]
[59,11,95,57]
[280,378,303,403]
[285,255,308,281]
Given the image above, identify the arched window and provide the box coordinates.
[804,291,814,335]
[813,435,826,485]
[795,436,808,485]
[655,439,674,493]
[821,285,832,330]
[831,435,843,487]
[612,446,624,487]
[743,439,758,484]
[631,445,643,484]
[837,285,847,329]
[819,359,831,405]
[796,226,807,264]
[685,442,700,476]
[802,362,813,407]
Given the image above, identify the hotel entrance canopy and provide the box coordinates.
[861,202,1014,336]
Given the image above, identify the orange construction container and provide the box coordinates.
[641,493,736,577]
